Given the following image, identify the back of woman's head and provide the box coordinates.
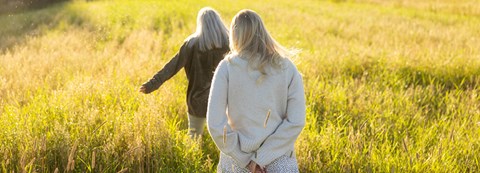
[228,9,295,74]
[195,7,229,52]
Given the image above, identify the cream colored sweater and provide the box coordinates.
[207,56,306,168]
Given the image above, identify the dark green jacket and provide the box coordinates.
[142,37,229,118]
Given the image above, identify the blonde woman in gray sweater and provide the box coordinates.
[207,9,305,173]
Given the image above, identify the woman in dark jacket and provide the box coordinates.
[140,7,229,138]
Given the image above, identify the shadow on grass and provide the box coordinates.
[0,1,89,52]
[0,0,69,15]
[397,66,480,90]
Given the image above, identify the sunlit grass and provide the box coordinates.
[1,0,479,172]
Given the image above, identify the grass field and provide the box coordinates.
[1,0,480,172]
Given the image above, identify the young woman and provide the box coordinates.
[207,10,305,173]
[140,7,229,138]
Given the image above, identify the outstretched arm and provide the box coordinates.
[140,39,192,94]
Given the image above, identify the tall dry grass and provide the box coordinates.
[1,0,479,172]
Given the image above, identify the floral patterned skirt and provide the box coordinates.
[217,152,299,173]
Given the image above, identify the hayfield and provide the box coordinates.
[1,0,479,172]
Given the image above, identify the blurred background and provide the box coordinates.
[0,0,68,14]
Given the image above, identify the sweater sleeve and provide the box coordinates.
[141,39,192,93]
[207,60,253,168]
[251,66,306,167]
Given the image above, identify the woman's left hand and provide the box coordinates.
[139,85,147,93]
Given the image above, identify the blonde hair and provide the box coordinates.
[227,9,296,79]
[193,7,229,52]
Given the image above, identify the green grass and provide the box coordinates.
[1,0,479,172]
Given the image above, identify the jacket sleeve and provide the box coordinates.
[141,39,192,93]
[207,60,253,168]
[251,65,306,167]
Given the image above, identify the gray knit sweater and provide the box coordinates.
[207,56,306,168]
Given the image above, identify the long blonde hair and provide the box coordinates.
[193,7,229,51]
[227,9,296,77]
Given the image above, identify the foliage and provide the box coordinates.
[0,0,479,172]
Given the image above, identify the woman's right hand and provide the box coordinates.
[248,161,266,173]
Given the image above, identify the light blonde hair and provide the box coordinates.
[193,7,229,51]
[227,9,296,80]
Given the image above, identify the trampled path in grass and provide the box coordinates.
[1,0,479,172]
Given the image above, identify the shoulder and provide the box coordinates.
[215,55,246,73]
[224,54,248,66]
[281,58,299,73]
[184,35,198,49]
[211,59,230,79]
[216,59,229,72]
[280,58,303,83]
